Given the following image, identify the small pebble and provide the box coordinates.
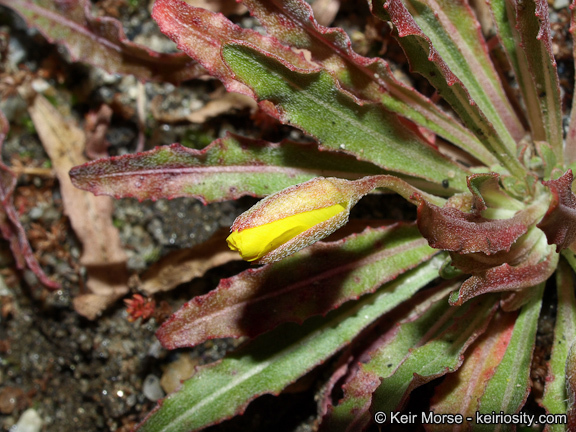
[11,408,43,432]
[554,0,569,9]
[143,374,165,401]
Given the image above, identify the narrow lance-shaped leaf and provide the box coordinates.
[69,133,386,203]
[541,260,576,430]
[390,0,524,142]
[370,293,498,415]
[157,223,438,349]
[369,0,527,179]
[321,283,458,432]
[136,258,443,432]
[242,0,497,166]
[513,0,563,160]
[0,0,203,83]
[489,0,562,159]
[221,43,469,190]
[566,0,576,163]
[474,284,544,431]
[567,339,576,431]
[152,0,314,97]
[427,310,518,432]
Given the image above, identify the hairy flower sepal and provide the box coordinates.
[227,176,443,263]
[227,177,358,263]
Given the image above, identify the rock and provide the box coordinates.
[142,374,164,402]
[12,408,43,432]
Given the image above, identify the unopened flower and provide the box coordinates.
[227,177,362,263]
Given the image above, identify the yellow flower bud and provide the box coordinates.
[227,204,346,261]
[226,177,358,263]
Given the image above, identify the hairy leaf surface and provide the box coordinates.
[70,134,385,202]
[537,170,576,251]
[541,261,575,426]
[474,284,544,429]
[221,43,469,190]
[157,224,437,348]
[242,0,496,165]
[489,0,562,158]
[427,310,517,431]
[370,0,526,178]
[137,260,441,432]
[369,293,497,414]
[152,0,313,96]
[322,284,457,431]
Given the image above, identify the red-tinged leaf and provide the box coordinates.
[0,110,59,290]
[241,0,497,166]
[321,283,457,432]
[514,0,563,158]
[537,170,576,252]
[427,310,517,432]
[567,340,576,431]
[151,0,313,98]
[449,237,557,306]
[474,284,544,429]
[415,197,540,255]
[541,261,576,429]
[370,294,498,415]
[566,1,576,163]
[69,133,385,203]
[157,224,438,349]
[369,0,527,179]
[221,43,470,191]
[137,260,441,432]
[449,226,541,275]
[0,0,203,83]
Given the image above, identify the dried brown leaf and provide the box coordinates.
[187,92,257,123]
[139,228,239,295]
[28,95,129,319]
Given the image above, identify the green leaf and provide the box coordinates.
[157,224,438,348]
[541,261,576,428]
[136,258,443,432]
[566,1,576,163]
[221,43,469,191]
[475,284,544,430]
[490,0,563,162]
[322,283,458,431]
[567,339,576,430]
[69,134,385,203]
[370,292,497,414]
[370,0,527,179]
[428,310,518,431]
[242,0,498,166]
